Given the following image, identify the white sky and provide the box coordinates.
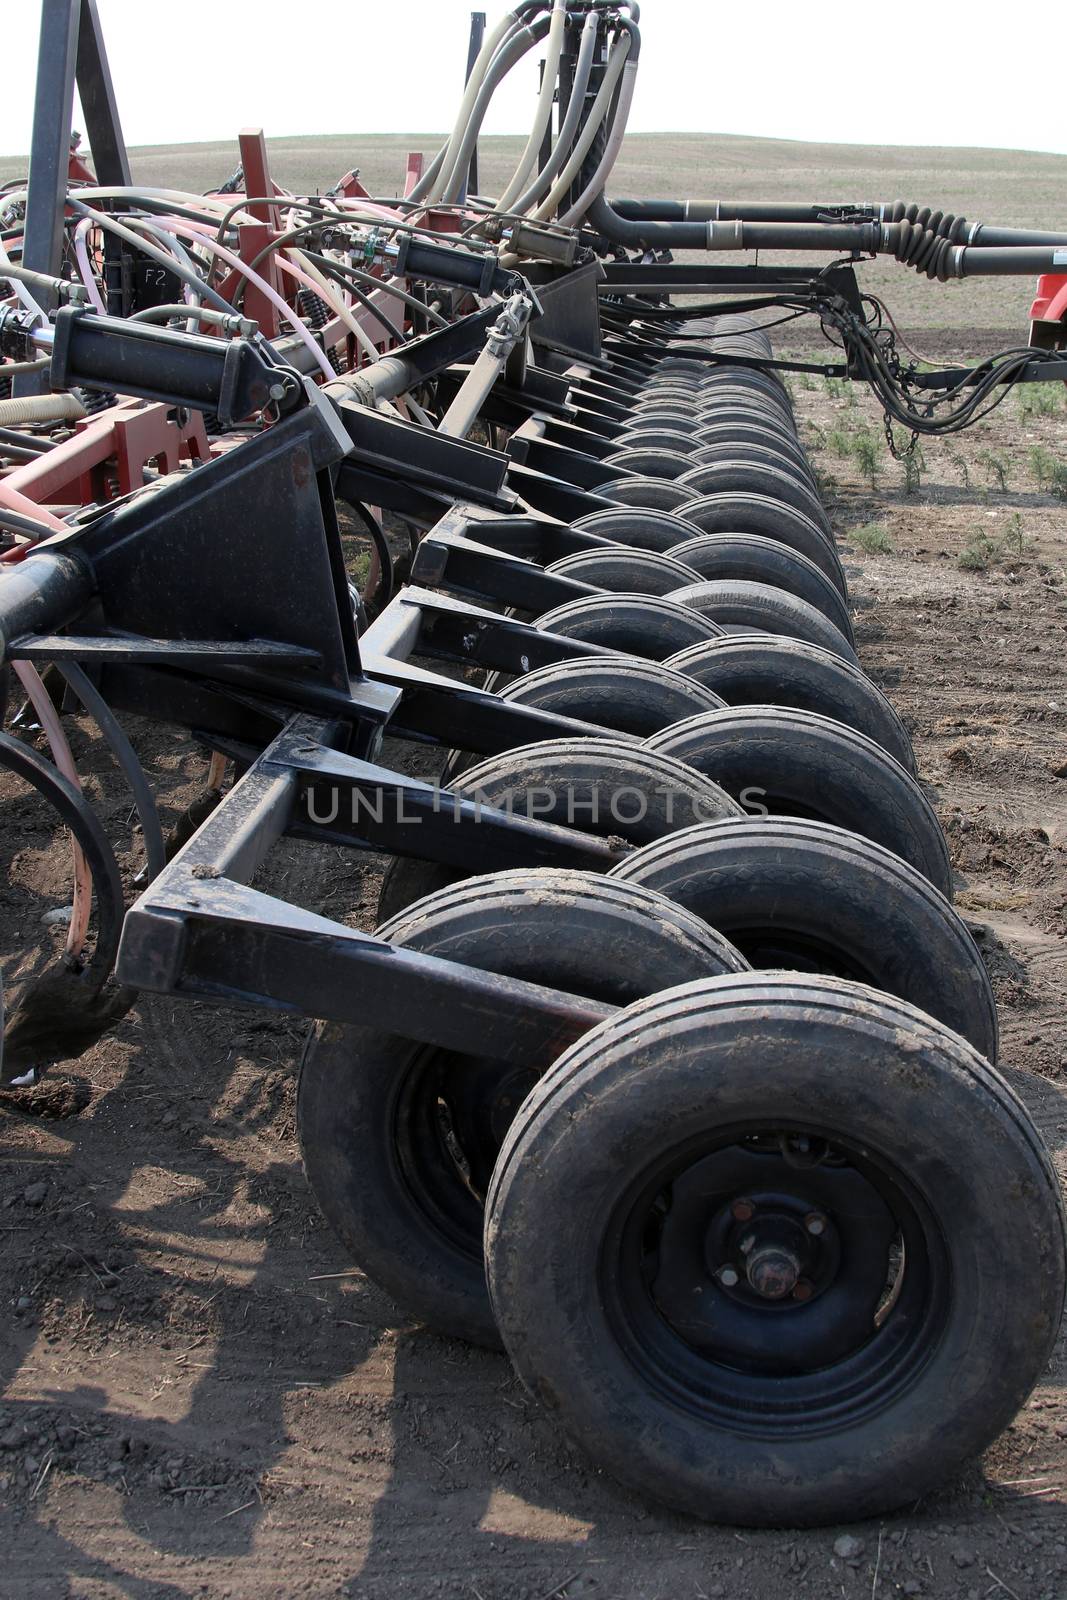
[0,0,1062,158]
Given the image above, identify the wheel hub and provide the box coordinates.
[649,1141,899,1374]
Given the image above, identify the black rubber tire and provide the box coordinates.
[645,705,953,895]
[614,428,701,454]
[687,439,817,489]
[610,816,993,1054]
[667,534,853,638]
[535,593,724,659]
[571,507,704,553]
[691,402,803,438]
[298,869,751,1346]
[676,490,840,567]
[441,654,728,783]
[495,655,728,735]
[485,972,1065,1524]
[596,476,697,512]
[665,633,916,773]
[623,405,703,429]
[547,548,701,596]
[666,579,858,663]
[669,517,845,598]
[599,447,695,480]
[677,461,830,534]
[692,419,810,465]
[377,736,742,921]
[690,390,797,431]
[697,368,793,404]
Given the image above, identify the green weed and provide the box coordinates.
[850,522,893,554]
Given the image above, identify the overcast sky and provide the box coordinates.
[0,0,1062,158]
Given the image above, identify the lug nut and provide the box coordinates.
[716,1265,740,1288]
[792,1279,815,1302]
[746,1244,801,1300]
[804,1212,827,1236]
[731,1197,755,1222]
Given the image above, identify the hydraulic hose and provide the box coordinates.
[610,199,881,223]
[439,15,554,206]
[532,27,634,223]
[883,201,1034,246]
[559,54,639,226]
[73,218,107,314]
[65,198,234,313]
[422,7,525,206]
[493,0,569,218]
[508,7,600,218]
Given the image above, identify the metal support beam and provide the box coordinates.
[22,0,81,309]
[460,12,486,203]
[75,0,130,186]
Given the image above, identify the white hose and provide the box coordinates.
[532,29,632,222]
[425,9,523,205]
[0,236,46,321]
[438,21,547,206]
[509,7,600,218]
[559,58,639,227]
[0,394,86,425]
[72,218,107,314]
[286,248,384,364]
[492,0,568,217]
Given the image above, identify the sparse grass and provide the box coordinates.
[822,376,856,406]
[895,441,926,495]
[827,426,855,459]
[1018,382,1064,418]
[947,451,970,489]
[850,522,893,554]
[851,429,882,489]
[1028,443,1067,498]
[958,534,998,572]
[957,513,1032,572]
[976,449,1009,492]
[1001,511,1031,558]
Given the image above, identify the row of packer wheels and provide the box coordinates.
[298,317,1066,1526]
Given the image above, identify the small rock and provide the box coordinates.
[952,1546,976,1569]
[834,1534,865,1561]
[0,1426,24,1450]
[23,1182,47,1207]
[40,905,73,927]
[15,1296,31,1313]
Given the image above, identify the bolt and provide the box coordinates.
[792,1279,815,1302]
[730,1197,755,1223]
[804,1212,827,1237]
[716,1265,739,1288]
[746,1244,802,1301]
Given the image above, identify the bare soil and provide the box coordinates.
[2,358,1067,1598]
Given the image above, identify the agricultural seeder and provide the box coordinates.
[2,0,1067,1528]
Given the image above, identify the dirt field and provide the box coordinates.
[3,134,1067,1600]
